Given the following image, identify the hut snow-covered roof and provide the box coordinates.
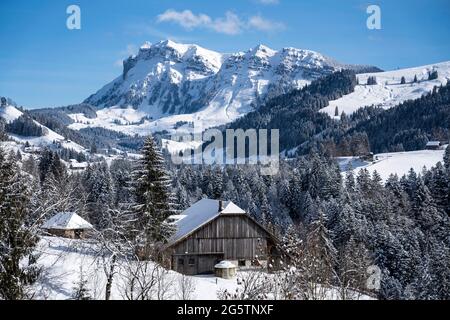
[42,212,93,230]
[426,141,441,147]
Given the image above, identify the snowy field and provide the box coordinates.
[337,147,447,182]
[32,236,374,300]
[33,236,238,300]
[321,61,450,118]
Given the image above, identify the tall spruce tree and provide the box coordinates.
[297,210,337,299]
[83,161,114,229]
[444,145,450,170]
[0,147,40,299]
[412,179,443,231]
[132,136,176,250]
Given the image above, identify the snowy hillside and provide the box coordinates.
[321,61,450,118]
[0,104,86,152]
[338,147,447,182]
[33,237,239,300]
[73,40,376,135]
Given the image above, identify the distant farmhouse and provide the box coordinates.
[42,212,94,239]
[359,152,374,162]
[165,199,280,275]
[69,159,88,171]
[23,146,42,154]
[425,141,443,150]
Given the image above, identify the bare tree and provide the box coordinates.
[93,206,135,300]
[177,275,196,300]
[218,265,271,300]
[119,259,174,300]
[155,265,174,300]
[120,259,157,300]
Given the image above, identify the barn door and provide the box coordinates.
[197,254,224,274]
[174,256,185,274]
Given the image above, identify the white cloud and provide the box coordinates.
[248,15,285,32]
[157,9,211,29]
[209,11,243,35]
[157,9,284,35]
[157,9,242,35]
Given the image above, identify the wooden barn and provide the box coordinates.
[42,212,94,239]
[165,199,280,275]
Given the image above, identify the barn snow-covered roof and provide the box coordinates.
[168,199,246,245]
[42,212,93,230]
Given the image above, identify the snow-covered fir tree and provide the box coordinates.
[444,145,450,170]
[132,135,177,254]
[0,147,40,299]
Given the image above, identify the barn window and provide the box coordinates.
[188,258,195,266]
[178,258,184,266]
[238,260,246,267]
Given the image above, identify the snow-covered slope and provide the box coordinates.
[77,40,374,134]
[32,236,247,300]
[0,104,86,152]
[33,236,374,300]
[338,147,447,182]
[0,104,22,122]
[321,61,450,118]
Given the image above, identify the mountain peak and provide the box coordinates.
[140,41,152,50]
[152,39,197,56]
[253,44,274,52]
[248,44,277,57]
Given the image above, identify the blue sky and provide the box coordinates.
[0,0,449,108]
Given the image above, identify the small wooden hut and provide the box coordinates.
[42,212,94,239]
[426,141,442,150]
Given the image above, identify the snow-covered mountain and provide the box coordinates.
[82,40,377,132]
[62,40,449,145]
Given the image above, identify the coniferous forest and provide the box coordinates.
[1,130,449,299]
